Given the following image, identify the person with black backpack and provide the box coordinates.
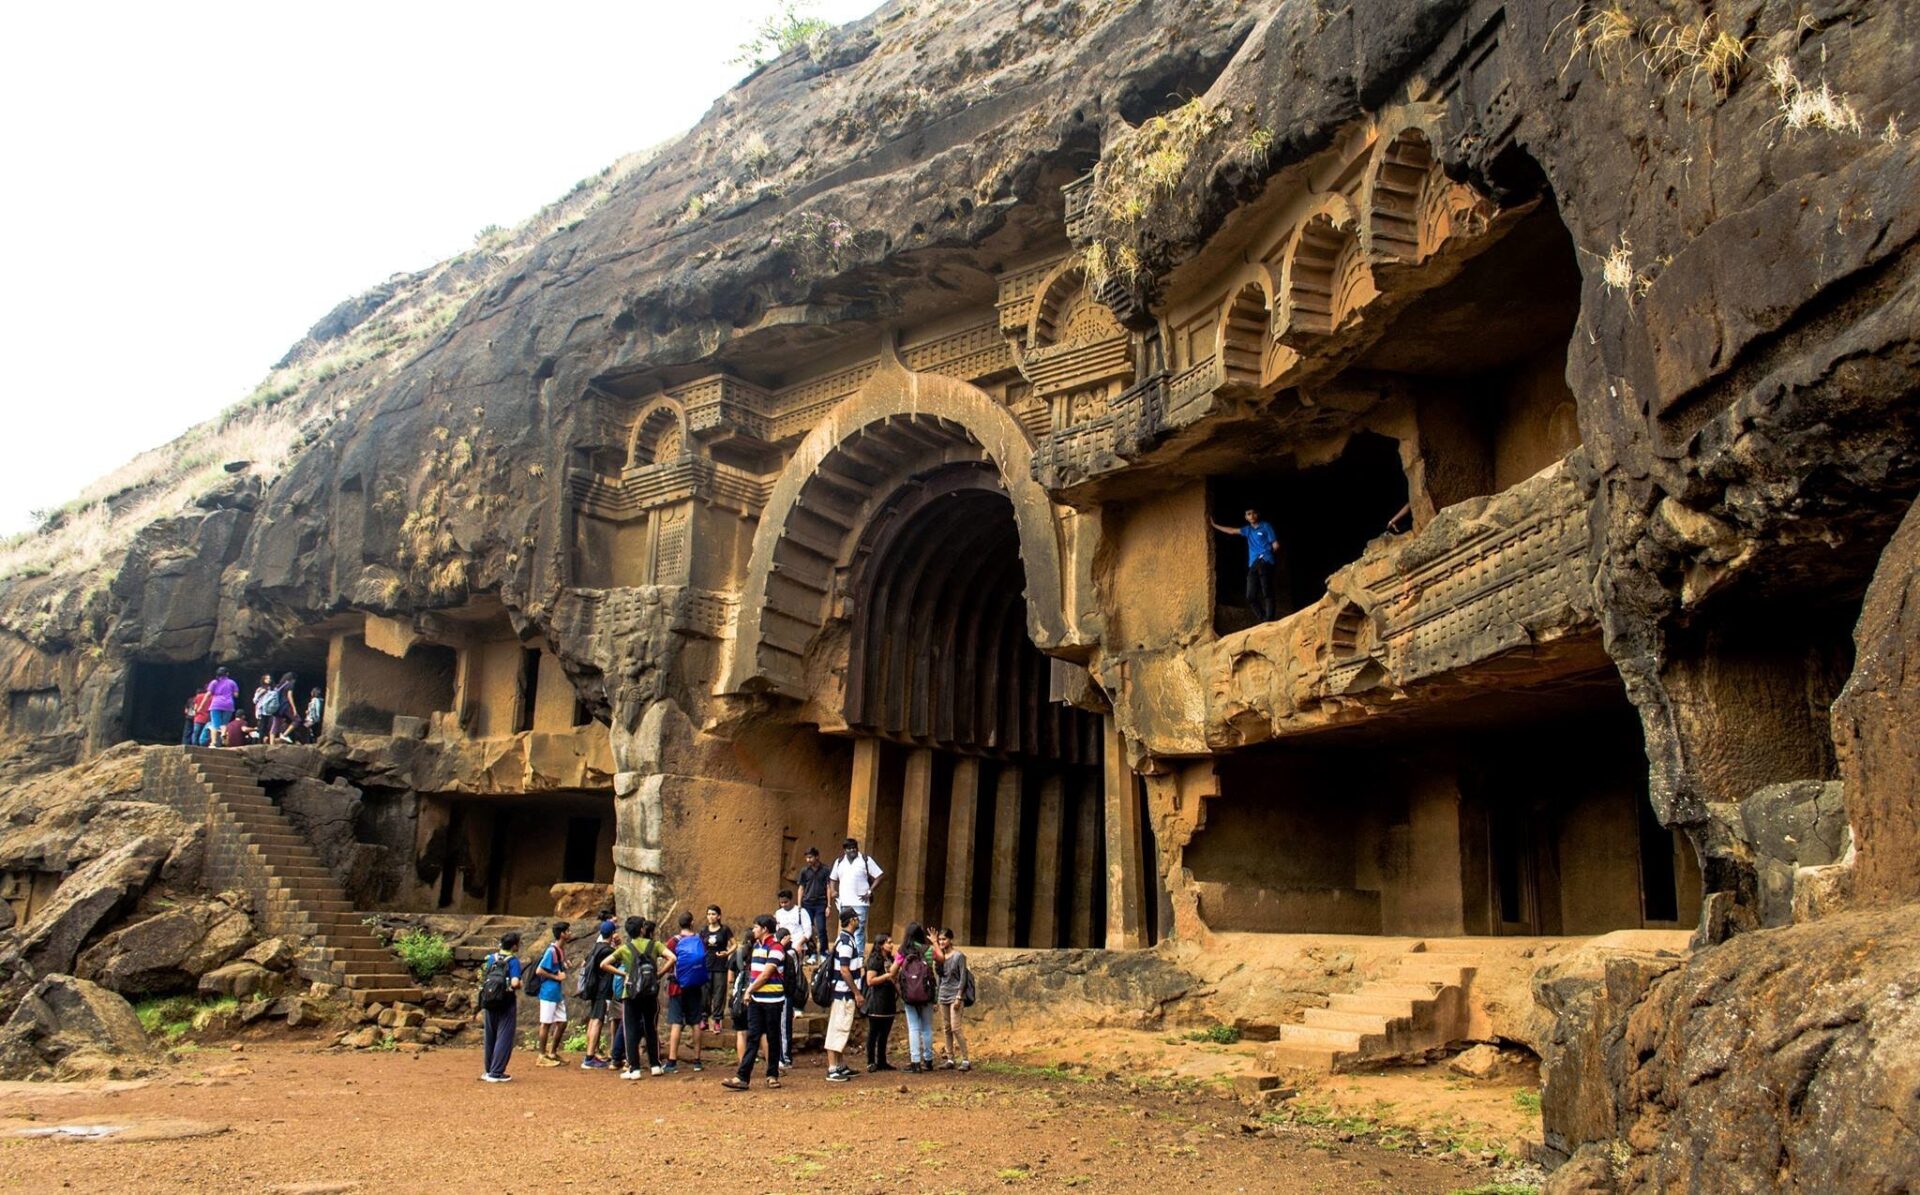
[776,926,806,1070]
[863,932,900,1073]
[579,919,619,1070]
[476,930,524,1083]
[822,908,866,1082]
[898,921,938,1073]
[721,914,786,1092]
[662,911,709,1073]
[601,916,667,1079]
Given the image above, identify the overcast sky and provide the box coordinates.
[0,0,879,535]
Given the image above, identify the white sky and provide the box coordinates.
[0,0,879,535]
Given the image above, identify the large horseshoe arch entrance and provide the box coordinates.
[842,461,1107,948]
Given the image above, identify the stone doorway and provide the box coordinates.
[839,465,1107,948]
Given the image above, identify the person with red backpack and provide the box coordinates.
[898,921,938,1073]
[661,910,708,1073]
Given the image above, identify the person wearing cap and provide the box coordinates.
[580,918,620,1069]
[827,837,885,955]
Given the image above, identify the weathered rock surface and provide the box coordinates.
[1834,497,1920,907]
[198,960,284,1001]
[1540,905,1920,1193]
[0,974,156,1080]
[74,894,254,995]
[14,835,170,979]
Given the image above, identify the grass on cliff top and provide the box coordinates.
[0,149,653,588]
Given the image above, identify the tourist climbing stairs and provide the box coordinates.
[1261,942,1479,1074]
[182,747,422,1007]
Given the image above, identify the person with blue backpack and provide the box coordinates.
[662,910,709,1073]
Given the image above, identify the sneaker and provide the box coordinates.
[582,1058,607,1070]
[906,1062,923,1074]
[825,1068,851,1082]
[780,1056,794,1068]
[957,1060,972,1072]
[537,1055,563,1068]
[938,1058,957,1070]
[866,1063,881,1074]
[658,1063,677,1075]
[691,1062,704,1072]
[483,1074,511,1083]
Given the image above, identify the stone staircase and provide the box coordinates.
[1261,941,1479,1074]
[182,747,421,1007]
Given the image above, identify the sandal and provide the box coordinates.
[766,1077,782,1089]
[721,1077,749,1091]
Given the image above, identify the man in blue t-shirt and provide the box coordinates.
[531,921,573,1067]
[1210,507,1281,622]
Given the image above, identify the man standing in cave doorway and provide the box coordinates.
[1210,508,1281,623]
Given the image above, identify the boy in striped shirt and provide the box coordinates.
[722,915,786,1090]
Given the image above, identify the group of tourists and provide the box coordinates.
[474,838,976,1087]
[183,666,323,747]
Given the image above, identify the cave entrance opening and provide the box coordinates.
[1210,431,1411,635]
[838,463,1108,948]
[354,790,615,916]
[1187,669,1702,936]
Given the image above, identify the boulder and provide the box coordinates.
[1447,1043,1537,1083]
[1541,905,1920,1191]
[17,835,170,979]
[283,996,327,1028]
[244,937,299,971]
[549,882,613,921]
[0,974,156,1080]
[198,960,283,1001]
[1737,780,1851,926]
[340,1026,380,1049]
[75,896,254,995]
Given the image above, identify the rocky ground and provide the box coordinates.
[0,1038,1524,1193]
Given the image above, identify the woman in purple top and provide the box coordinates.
[204,667,240,747]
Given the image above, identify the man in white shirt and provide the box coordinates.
[773,889,814,960]
[826,836,885,954]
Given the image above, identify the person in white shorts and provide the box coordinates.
[531,921,573,1067]
[823,908,865,1082]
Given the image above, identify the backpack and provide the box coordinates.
[784,949,808,1009]
[961,965,977,1009]
[528,945,561,994]
[477,952,517,1011]
[578,941,614,998]
[673,933,709,989]
[809,948,839,1008]
[615,941,658,1001]
[260,688,283,718]
[899,949,935,1005]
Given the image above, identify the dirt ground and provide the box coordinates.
[0,1038,1525,1193]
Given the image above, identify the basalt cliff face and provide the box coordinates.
[1,1,1918,1187]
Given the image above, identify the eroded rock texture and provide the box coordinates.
[0,0,1914,1182]
[1543,905,1920,1194]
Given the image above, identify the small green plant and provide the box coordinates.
[562,1024,591,1054]
[1185,1024,1242,1044]
[391,928,453,980]
[996,1169,1031,1183]
[1513,1089,1542,1114]
[133,994,240,1041]
[734,0,833,68]
[372,1033,399,1052]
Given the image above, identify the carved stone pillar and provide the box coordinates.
[1029,773,1066,947]
[1071,772,1100,947]
[895,747,936,935]
[847,737,883,846]
[986,765,1023,947]
[1104,718,1146,949]
[943,756,982,940]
